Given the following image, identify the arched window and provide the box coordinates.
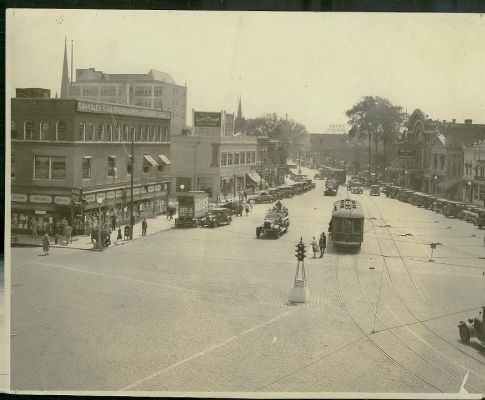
[11,120,18,139]
[56,121,67,141]
[79,122,86,141]
[40,121,51,140]
[24,121,34,140]
[86,122,94,141]
[105,124,112,141]
[97,124,103,141]
[143,126,149,141]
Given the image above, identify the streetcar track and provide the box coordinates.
[349,254,483,390]
[334,255,441,393]
[365,196,485,370]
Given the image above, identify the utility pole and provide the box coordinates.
[368,133,371,185]
[130,133,134,239]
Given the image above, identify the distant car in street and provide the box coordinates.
[352,186,363,194]
[200,207,232,228]
[370,185,380,196]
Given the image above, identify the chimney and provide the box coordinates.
[452,119,456,123]
[464,119,472,124]
[442,120,446,123]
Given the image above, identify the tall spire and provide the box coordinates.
[235,96,244,133]
[237,96,242,119]
[60,37,69,98]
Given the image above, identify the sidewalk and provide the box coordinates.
[11,213,176,251]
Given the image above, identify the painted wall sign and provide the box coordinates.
[77,100,170,120]
[12,194,28,202]
[147,185,155,193]
[154,184,162,191]
[106,191,116,199]
[115,190,123,198]
[29,195,52,204]
[54,196,71,205]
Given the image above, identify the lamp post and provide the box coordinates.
[433,175,438,196]
[233,174,237,200]
[96,197,103,249]
[180,184,185,192]
[467,181,472,203]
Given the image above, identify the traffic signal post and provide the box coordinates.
[289,238,308,303]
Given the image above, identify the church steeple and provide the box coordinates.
[235,96,244,133]
[60,37,69,98]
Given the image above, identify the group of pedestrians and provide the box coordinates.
[311,232,327,258]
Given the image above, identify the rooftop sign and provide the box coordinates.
[194,112,221,127]
[77,100,170,120]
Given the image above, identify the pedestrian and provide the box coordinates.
[65,224,73,244]
[311,237,319,258]
[111,214,117,232]
[31,218,38,238]
[168,206,174,221]
[319,232,327,257]
[42,233,50,256]
[245,204,249,216]
[124,225,131,240]
[142,218,147,236]
[116,226,122,244]
[249,198,254,210]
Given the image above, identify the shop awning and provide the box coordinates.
[438,178,459,190]
[246,171,263,185]
[158,154,172,165]
[144,155,158,166]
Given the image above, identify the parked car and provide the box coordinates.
[352,186,363,194]
[220,201,243,215]
[199,207,232,228]
[370,185,380,196]
[253,191,275,204]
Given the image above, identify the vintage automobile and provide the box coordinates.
[220,201,243,215]
[278,185,295,198]
[256,207,289,239]
[253,191,275,204]
[443,200,466,218]
[351,186,363,194]
[476,209,485,228]
[370,185,380,196]
[431,199,446,214]
[305,179,316,191]
[268,187,281,200]
[199,207,232,228]
[458,306,485,346]
[324,187,338,196]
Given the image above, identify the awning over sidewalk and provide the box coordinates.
[246,171,263,185]
[438,178,459,190]
[158,154,172,165]
[144,155,158,166]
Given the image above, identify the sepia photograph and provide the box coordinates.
[5,8,485,397]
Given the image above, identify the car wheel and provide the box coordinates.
[459,323,471,343]
[213,221,218,228]
[227,218,231,225]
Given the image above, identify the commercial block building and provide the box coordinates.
[11,97,172,235]
[67,68,187,136]
[463,141,485,206]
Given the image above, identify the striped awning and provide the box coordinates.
[158,154,172,165]
[144,154,158,166]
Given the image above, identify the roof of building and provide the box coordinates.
[76,68,177,85]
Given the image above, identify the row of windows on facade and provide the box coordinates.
[11,154,166,180]
[465,163,485,177]
[70,86,186,97]
[220,151,257,166]
[11,121,170,142]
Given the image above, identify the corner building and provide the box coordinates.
[11,98,172,235]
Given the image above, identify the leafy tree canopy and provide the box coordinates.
[241,113,308,144]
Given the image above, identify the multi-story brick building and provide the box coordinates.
[11,97,172,235]
[463,141,485,206]
[67,68,187,136]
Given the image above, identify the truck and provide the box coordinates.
[256,205,289,239]
[175,191,209,228]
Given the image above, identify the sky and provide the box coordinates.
[6,10,485,132]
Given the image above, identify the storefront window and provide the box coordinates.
[51,156,66,179]
[234,153,240,165]
[34,156,50,179]
[221,153,227,166]
[82,157,91,179]
[79,122,86,141]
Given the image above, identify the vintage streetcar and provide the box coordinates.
[329,198,364,249]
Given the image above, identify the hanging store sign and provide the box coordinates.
[154,184,162,191]
[106,191,116,199]
[77,100,170,120]
[12,194,28,202]
[30,195,52,204]
[147,185,155,193]
[54,196,71,205]
[85,194,96,203]
[194,112,221,127]
[96,193,106,202]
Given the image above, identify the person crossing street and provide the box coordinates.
[319,232,326,257]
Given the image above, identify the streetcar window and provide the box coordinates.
[353,219,362,233]
[342,219,352,233]
[333,218,341,232]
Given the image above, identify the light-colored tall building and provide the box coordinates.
[67,68,187,136]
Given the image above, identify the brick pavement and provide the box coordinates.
[11,213,177,251]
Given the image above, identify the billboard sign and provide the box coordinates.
[194,112,221,127]
[398,144,417,159]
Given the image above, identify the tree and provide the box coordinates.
[346,96,406,182]
[243,113,308,145]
